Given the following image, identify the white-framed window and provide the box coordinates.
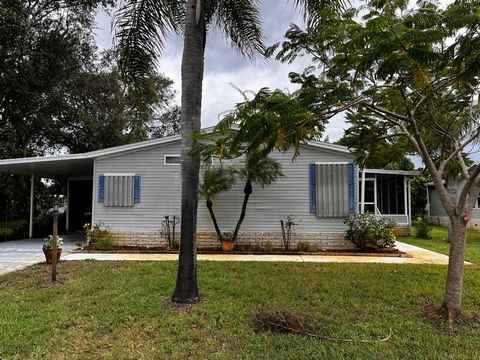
[164,155,181,165]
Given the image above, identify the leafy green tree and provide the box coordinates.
[0,0,114,159]
[271,0,480,326]
[114,0,343,303]
[52,51,180,153]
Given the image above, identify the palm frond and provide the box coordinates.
[210,0,265,60]
[290,0,348,27]
[243,152,284,188]
[199,166,238,201]
[113,0,184,96]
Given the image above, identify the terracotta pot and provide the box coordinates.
[221,240,235,252]
[44,249,62,264]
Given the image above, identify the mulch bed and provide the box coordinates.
[77,245,408,257]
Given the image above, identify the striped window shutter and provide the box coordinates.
[315,163,349,217]
[309,163,316,214]
[134,175,141,204]
[348,163,355,213]
[98,175,105,203]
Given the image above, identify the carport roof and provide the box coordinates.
[0,133,182,178]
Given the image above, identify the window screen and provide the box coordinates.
[315,163,350,217]
[104,174,135,207]
[165,155,181,165]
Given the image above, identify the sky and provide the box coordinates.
[94,1,478,165]
[94,1,347,141]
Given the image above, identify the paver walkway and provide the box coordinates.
[62,241,460,265]
[0,234,82,275]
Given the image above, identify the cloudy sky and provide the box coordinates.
[94,1,347,141]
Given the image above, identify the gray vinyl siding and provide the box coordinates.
[428,180,480,220]
[93,142,182,231]
[93,141,357,233]
[428,187,448,217]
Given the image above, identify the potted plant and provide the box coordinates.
[43,235,64,264]
[221,232,235,252]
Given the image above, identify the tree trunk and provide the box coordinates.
[232,181,252,242]
[206,200,223,242]
[444,215,467,319]
[171,0,205,304]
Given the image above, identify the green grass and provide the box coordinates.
[400,225,480,264]
[1,261,480,359]
[0,219,26,237]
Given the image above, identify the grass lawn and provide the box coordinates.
[1,260,480,359]
[400,225,480,264]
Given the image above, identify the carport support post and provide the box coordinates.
[66,179,70,232]
[29,175,34,239]
[51,196,59,283]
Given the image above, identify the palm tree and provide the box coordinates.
[199,166,237,242]
[232,151,283,242]
[114,0,343,304]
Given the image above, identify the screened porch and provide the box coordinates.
[359,169,418,225]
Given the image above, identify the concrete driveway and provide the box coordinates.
[0,234,83,276]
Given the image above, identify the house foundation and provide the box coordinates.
[108,230,355,250]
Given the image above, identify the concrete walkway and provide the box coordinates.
[62,241,459,265]
[0,234,82,275]
[0,239,463,277]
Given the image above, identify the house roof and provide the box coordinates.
[364,168,419,176]
[0,127,355,178]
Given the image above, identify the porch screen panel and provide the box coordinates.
[104,175,134,207]
[316,164,349,217]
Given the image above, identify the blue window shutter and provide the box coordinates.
[309,163,316,214]
[134,176,141,204]
[98,176,105,203]
[348,163,355,213]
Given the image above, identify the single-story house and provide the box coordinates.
[426,175,480,230]
[0,128,418,249]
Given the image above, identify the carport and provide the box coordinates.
[0,155,94,238]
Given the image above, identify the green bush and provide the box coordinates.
[307,243,318,252]
[169,240,179,251]
[413,215,432,239]
[94,237,114,251]
[344,213,396,251]
[297,242,309,252]
[264,241,273,252]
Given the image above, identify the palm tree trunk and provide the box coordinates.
[444,215,467,326]
[171,0,205,304]
[232,181,252,242]
[206,200,224,242]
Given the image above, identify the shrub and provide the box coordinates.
[94,237,114,251]
[297,241,309,252]
[84,222,110,245]
[344,213,396,251]
[169,240,179,250]
[264,241,273,252]
[307,243,318,252]
[413,215,432,239]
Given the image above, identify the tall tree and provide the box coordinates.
[0,0,115,159]
[53,51,180,153]
[271,0,480,329]
[114,0,342,304]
